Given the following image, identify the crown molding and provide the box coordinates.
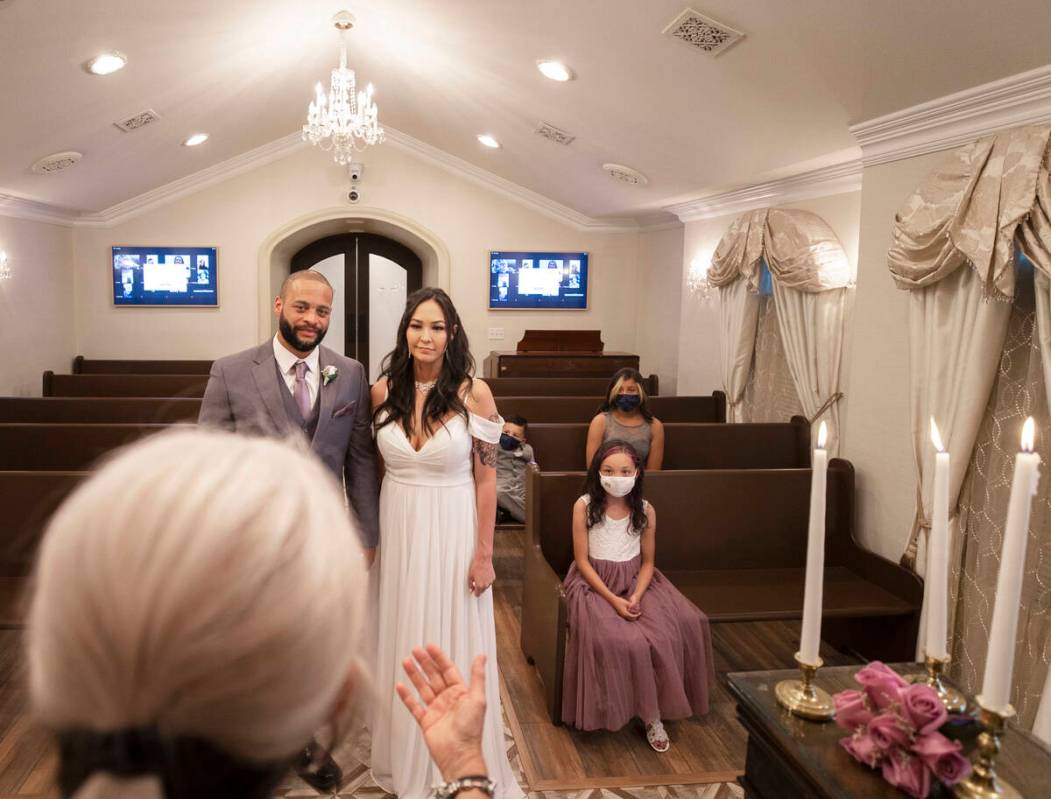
[0,193,77,226]
[665,158,862,223]
[381,127,641,232]
[73,132,307,228]
[850,64,1051,168]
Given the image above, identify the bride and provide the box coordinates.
[369,287,524,799]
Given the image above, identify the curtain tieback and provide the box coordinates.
[900,485,929,572]
[808,392,844,425]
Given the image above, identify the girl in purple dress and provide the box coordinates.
[561,439,712,751]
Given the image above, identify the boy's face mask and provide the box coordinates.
[499,433,521,451]
[615,393,642,412]
[600,473,636,497]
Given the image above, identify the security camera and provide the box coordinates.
[348,163,364,182]
[348,188,361,203]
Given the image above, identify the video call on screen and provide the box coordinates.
[489,251,589,310]
[112,246,218,306]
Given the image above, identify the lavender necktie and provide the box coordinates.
[293,361,311,419]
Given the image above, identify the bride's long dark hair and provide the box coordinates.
[373,287,475,438]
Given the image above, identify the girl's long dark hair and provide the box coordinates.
[373,287,475,438]
[596,368,654,421]
[582,438,648,535]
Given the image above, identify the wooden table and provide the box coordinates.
[727,664,1051,798]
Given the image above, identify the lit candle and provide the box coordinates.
[926,419,950,661]
[979,417,1041,714]
[799,421,829,665]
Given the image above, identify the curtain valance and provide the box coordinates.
[708,208,852,292]
[889,124,1051,298]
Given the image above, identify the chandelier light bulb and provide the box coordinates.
[537,60,575,82]
[87,52,127,76]
[183,133,209,147]
[477,134,501,149]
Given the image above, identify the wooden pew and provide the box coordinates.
[0,397,201,423]
[73,356,213,375]
[485,375,658,397]
[43,372,209,398]
[496,393,727,424]
[0,424,178,470]
[0,471,87,626]
[524,418,809,471]
[520,462,923,722]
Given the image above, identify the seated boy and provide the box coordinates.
[496,415,535,523]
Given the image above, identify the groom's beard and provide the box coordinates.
[279,312,328,353]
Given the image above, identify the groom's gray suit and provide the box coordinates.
[198,341,380,548]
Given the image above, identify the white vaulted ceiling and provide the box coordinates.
[1,0,1050,224]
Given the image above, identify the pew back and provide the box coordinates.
[495,393,726,424]
[0,424,178,470]
[0,398,201,423]
[484,375,658,397]
[73,356,213,375]
[525,419,809,472]
[43,372,209,398]
[0,471,85,576]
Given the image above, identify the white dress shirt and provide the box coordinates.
[272,335,320,409]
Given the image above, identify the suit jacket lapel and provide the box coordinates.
[313,347,338,445]
[251,342,291,431]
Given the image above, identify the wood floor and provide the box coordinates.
[0,526,859,798]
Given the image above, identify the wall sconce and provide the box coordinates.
[0,250,10,281]
[686,257,714,303]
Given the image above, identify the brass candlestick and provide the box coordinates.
[906,655,968,713]
[775,653,835,721]
[953,705,1021,799]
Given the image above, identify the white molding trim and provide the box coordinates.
[74,132,307,228]
[0,193,76,226]
[382,128,641,232]
[665,158,862,223]
[850,64,1051,167]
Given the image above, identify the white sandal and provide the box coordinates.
[646,720,670,753]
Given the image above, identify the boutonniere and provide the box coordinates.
[321,365,339,385]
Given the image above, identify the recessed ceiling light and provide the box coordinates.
[536,60,575,82]
[477,134,500,149]
[183,133,209,147]
[86,52,127,76]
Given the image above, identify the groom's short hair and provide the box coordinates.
[280,270,332,300]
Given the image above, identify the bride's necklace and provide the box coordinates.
[415,379,437,394]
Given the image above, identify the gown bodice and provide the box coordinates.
[376,411,503,488]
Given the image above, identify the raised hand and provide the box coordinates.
[395,644,488,782]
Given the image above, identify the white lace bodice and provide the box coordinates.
[581,495,647,562]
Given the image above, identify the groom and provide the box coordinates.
[199,268,379,791]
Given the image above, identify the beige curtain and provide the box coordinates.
[889,124,1051,660]
[740,295,806,423]
[711,208,851,431]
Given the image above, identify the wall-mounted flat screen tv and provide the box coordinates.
[112,246,218,307]
[489,251,588,310]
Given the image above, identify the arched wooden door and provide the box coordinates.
[290,233,423,381]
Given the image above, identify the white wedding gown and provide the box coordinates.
[370,409,524,799]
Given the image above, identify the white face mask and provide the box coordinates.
[600,473,636,497]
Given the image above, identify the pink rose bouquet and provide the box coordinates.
[834,662,971,798]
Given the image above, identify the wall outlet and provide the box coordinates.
[488,327,505,340]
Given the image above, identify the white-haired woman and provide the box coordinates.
[28,430,491,799]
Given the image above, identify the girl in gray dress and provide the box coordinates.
[585,368,665,470]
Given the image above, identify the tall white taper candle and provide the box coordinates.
[927,419,951,661]
[979,417,1041,714]
[799,421,829,666]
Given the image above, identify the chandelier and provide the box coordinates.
[303,10,384,165]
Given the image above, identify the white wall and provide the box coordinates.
[635,225,683,394]
[0,216,74,396]
[676,191,862,398]
[71,143,643,372]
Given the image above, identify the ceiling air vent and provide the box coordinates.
[663,8,744,56]
[31,151,83,174]
[114,109,162,132]
[535,121,576,146]
[602,163,648,186]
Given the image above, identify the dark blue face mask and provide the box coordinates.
[499,433,521,451]
[615,394,642,412]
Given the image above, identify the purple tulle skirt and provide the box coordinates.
[561,555,713,731]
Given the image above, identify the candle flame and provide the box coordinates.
[817,421,828,449]
[1022,416,1036,452]
[930,417,945,452]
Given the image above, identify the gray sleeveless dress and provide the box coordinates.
[602,411,652,462]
